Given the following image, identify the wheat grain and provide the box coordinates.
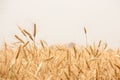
[98,40,101,48]
[23,41,29,47]
[104,43,107,50]
[40,40,45,48]
[44,57,54,62]
[33,23,36,37]
[15,35,24,44]
[15,45,21,59]
[23,29,34,41]
[84,27,87,34]
[18,26,26,36]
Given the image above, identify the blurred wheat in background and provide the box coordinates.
[0,24,120,80]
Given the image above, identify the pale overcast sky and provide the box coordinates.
[0,0,120,49]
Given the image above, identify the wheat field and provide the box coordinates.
[0,24,120,80]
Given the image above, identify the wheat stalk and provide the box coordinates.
[84,27,88,47]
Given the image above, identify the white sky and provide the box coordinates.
[0,0,120,49]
